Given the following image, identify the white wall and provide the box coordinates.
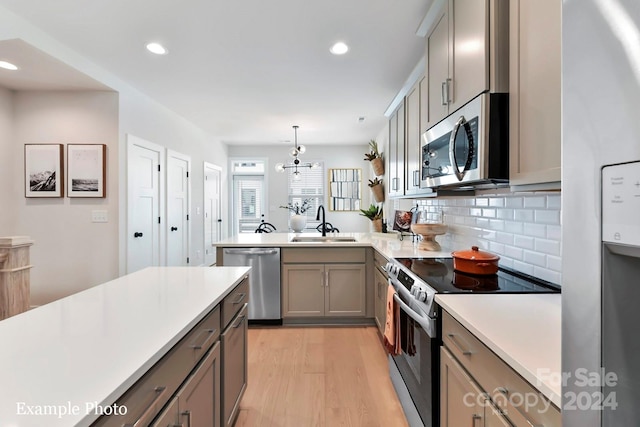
[0,87,14,234]
[227,144,372,233]
[0,7,229,303]
[11,91,119,305]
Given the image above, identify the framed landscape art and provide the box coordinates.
[24,144,64,198]
[67,144,106,198]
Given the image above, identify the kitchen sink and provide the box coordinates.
[290,236,357,243]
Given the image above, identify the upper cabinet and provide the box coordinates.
[388,103,405,198]
[509,0,561,188]
[425,0,509,130]
[404,77,423,196]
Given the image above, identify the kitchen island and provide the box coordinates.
[0,266,250,427]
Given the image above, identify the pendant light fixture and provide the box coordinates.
[275,125,319,181]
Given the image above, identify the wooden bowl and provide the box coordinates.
[411,223,448,251]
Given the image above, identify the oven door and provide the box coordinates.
[389,282,440,427]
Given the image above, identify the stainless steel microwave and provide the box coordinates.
[420,92,509,189]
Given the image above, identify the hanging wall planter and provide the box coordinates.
[369,178,385,203]
[364,139,384,176]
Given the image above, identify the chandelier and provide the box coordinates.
[275,125,319,181]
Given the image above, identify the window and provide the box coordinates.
[231,160,266,234]
[287,162,324,230]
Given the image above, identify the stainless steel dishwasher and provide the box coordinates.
[222,247,281,323]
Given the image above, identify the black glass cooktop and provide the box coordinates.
[394,258,561,294]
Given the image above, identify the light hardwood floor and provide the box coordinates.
[234,326,408,427]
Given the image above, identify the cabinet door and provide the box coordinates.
[426,7,450,129]
[441,347,485,427]
[282,264,325,317]
[151,397,179,427]
[374,268,388,334]
[388,104,405,197]
[509,0,561,187]
[450,0,488,112]
[222,305,247,427]
[485,399,514,427]
[325,264,366,317]
[176,342,221,427]
[405,80,422,195]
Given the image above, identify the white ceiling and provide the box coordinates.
[0,0,432,145]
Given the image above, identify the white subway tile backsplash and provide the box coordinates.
[514,209,535,222]
[535,209,560,225]
[524,196,546,208]
[535,238,561,256]
[524,223,547,238]
[514,235,535,249]
[524,250,547,267]
[416,192,561,282]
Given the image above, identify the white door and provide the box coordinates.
[127,135,165,273]
[167,150,191,266]
[204,162,222,266]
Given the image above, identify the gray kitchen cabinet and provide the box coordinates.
[282,263,365,317]
[176,342,221,427]
[404,77,423,196]
[509,0,561,188]
[388,102,405,198]
[373,250,388,334]
[281,248,366,319]
[221,302,248,427]
[441,310,561,427]
[441,347,486,427]
[151,397,179,427]
[425,0,509,130]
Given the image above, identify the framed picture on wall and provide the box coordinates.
[67,144,106,198]
[24,144,64,198]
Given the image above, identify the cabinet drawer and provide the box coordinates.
[373,249,388,274]
[282,247,366,263]
[92,306,220,426]
[222,303,248,427]
[442,311,561,427]
[222,277,249,328]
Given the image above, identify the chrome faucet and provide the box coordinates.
[316,205,327,236]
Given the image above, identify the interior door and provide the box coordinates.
[204,162,222,266]
[167,150,191,266]
[127,135,165,273]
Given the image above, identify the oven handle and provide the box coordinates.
[393,293,437,338]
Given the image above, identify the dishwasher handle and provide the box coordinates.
[224,248,279,256]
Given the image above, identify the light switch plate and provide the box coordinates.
[92,210,108,223]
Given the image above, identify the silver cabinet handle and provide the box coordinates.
[413,170,420,187]
[496,388,544,427]
[446,78,452,104]
[232,315,246,328]
[181,410,192,427]
[189,328,217,350]
[392,177,398,191]
[472,414,482,427]
[441,81,448,106]
[123,386,166,427]
[446,333,472,356]
[232,292,246,304]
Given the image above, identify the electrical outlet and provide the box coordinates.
[91,210,108,223]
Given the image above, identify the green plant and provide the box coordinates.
[280,199,311,214]
[368,177,382,187]
[359,204,383,221]
[364,139,382,161]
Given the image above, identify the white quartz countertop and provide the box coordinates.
[0,266,250,427]
[215,232,454,259]
[435,293,562,408]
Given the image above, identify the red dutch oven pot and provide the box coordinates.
[451,246,500,276]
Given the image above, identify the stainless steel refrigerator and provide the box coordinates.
[563,1,640,426]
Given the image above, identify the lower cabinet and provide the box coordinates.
[153,343,221,427]
[282,263,366,317]
[222,303,248,427]
[373,256,388,334]
[441,310,561,427]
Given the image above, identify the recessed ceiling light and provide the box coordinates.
[0,61,18,71]
[146,42,168,55]
[330,42,349,55]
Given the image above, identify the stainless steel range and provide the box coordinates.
[385,257,560,427]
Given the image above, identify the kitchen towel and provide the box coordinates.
[383,284,402,356]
